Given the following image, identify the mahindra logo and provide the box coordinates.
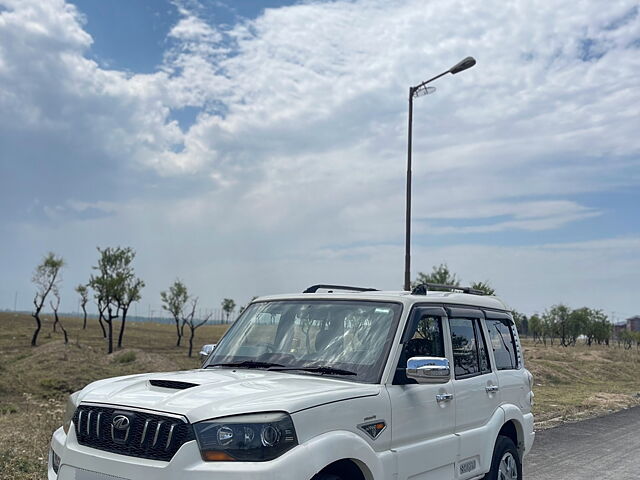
[112,415,130,430]
[111,414,132,444]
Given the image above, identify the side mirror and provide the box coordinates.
[406,356,450,384]
[199,344,217,364]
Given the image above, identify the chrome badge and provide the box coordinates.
[111,414,132,444]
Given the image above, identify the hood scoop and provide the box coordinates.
[149,379,199,390]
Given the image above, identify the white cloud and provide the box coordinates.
[1,0,639,317]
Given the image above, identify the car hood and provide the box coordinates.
[78,368,381,423]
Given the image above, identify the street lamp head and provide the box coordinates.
[413,85,436,98]
[449,56,476,74]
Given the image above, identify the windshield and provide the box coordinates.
[205,300,402,383]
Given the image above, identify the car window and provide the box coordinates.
[449,318,491,378]
[486,318,519,370]
[406,314,445,358]
[477,320,491,374]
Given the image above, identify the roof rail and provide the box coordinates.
[303,284,379,294]
[411,283,485,296]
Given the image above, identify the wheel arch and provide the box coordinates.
[499,405,527,458]
[294,430,386,480]
[311,458,372,480]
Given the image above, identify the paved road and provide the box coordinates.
[524,406,640,479]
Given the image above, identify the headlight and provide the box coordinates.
[62,391,81,434]
[193,412,297,462]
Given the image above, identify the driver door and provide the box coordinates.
[387,307,458,480]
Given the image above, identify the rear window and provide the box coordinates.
[486,319,519,370]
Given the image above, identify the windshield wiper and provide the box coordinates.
[206,360,285,369]
[270,365,357,376]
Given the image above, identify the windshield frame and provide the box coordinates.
[203,299,404,384]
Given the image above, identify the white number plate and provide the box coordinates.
[58,466,129,480]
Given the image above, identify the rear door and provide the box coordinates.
[387,306,458,480]
[485,311,529,409]
[447,308,500,478]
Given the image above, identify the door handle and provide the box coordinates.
[436,393,453,402]
[486,385,499,393]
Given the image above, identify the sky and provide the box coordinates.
[0,0,639,320]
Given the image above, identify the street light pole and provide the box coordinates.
[403,57,476,291]
[404,87,414,293]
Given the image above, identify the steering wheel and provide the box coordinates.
[256,343,275,353]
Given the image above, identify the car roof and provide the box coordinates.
[253,290,510,312]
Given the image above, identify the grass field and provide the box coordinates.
[1,312,639,479]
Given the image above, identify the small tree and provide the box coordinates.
[49,289,68,344]
[529,314,543,343]
[221,298,236,323]
[184,298,212,357]
[511,310,528,336]
[31,252,64,346]
[413,264,460,290]
[90,247,136,354]
[161,279,189,347]
[471,281,496,296]
[549,304,571,347]
[620,330,633,350]
[116,270,144,349]
[568,307,590,346]
[75,284,89,329]
[593,311,611,346]
[95,295,107,338]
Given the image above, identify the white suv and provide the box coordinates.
[49,284,534,480]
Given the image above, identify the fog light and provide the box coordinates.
[50,448,61,474]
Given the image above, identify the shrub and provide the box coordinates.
[114,351,137,364]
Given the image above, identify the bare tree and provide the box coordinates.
[184,298,212,357]
[49,290,68,344]
[75,284,89,329]
[221,298,236,323]
[161,279,189,347]
[31,252,64,346]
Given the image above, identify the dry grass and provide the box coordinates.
[523,339,640,428]
[0,312,228,480]
[0,312,639,479]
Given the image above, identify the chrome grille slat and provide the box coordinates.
[77,410,84,433]
[140,419,151,445]
[152,420,164,447]
[73,405,193,462]
[96,412,102,438]
[86,411,92,436]
[166,423,176,450]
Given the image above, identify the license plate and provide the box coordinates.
[58,466,129,480]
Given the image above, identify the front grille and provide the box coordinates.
[73,405,194,461]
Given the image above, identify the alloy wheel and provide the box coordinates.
[498,452,518,480]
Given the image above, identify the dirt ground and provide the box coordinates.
[1,312,639,479]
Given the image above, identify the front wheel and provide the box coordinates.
[484,435,522,480]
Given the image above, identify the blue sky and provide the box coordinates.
[0,0,639,320]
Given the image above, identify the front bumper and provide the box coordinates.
[49,426,321,480]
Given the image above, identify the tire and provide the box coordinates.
[312,475,341,480]
[483,435,522,480]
